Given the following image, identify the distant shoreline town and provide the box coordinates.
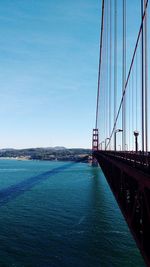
[0,147,91,163]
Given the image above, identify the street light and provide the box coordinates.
[105,138,110,150]
[114,129,123,151]
[125,143,128,151]
[100,141,105,150]
[133,131,139,153]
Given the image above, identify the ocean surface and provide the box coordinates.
[0,159,146,267]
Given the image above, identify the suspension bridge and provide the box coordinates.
[92,0,150,266]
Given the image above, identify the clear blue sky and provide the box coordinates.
[0,0,148,150]
[0,0,101,149]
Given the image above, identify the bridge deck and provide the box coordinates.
[94,151,150,267]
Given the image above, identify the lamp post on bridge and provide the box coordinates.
[105,138,110,150]
[133,131,139,153]
[125,143,128,151]
[114,129,123,151]
[100,141,105,150]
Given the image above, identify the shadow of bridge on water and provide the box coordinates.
[0,162,77,207]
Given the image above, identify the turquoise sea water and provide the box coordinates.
[0,159,146,267]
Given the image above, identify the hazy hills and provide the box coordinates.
[0,147,91,162]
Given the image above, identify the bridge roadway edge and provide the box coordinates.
[93,151,150,267]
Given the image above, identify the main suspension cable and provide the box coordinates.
[95,0,105,129]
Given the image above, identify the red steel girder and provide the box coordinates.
[94,151,150,267]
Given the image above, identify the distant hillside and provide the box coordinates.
[0,147,91,162]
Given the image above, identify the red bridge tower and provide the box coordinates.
[92,128,99,151]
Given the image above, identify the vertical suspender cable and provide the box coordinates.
[95,0,105,129]
[122,0,126,151]
[144,0,148,153]
[141,0,145,152]
[106,1,109,139]
[114,0,117,149]
[136,53,138,130]
[122,0,124,150]
[106,0,149,150]
[129,79,131,150]
[103,8,107,140]
[132,69,134,149]
[104,16,107,139]
[109,0,112,149]
[128,79,130,150]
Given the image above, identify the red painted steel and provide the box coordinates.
[94,150,150,267]
[92,129,99,151]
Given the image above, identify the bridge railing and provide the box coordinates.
[95,151,150,172]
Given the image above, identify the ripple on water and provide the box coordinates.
[0,160,146,267]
